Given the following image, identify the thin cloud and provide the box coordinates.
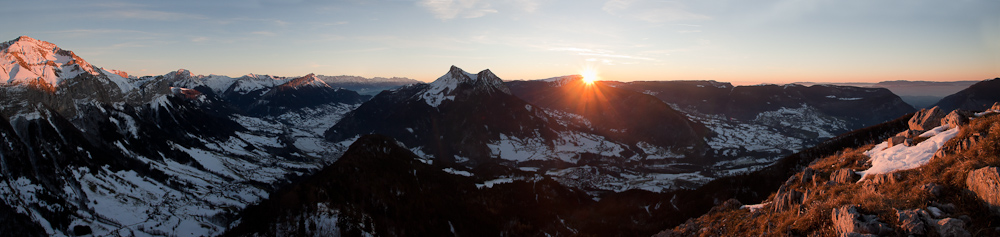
[549,46,658,63]
[419,0,498,20]
[578,52,656,61]
[548,47,613,54]
[101,9,207,21]
[251,31,276,36]
[603,0,710,23]
[511,0,541,12]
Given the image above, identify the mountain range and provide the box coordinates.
[1,36,997,236]
[796,80,980,108]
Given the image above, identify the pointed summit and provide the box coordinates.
[278,73,330,89]
[473,69,511,94]
[419,66,512,107]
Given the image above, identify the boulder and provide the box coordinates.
[909,106,945,131]
[831,205,894,235]
[896,209,928,235]
[940,110,972,129]
[887,136,906,147]
[934,218,971,237]
[966,166,1000,215]
[830,168,859,184]
[709,198,743,213]
[895,129,922,138]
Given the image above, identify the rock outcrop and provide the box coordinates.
[830,168,859,184]
[941,110,972,129]
[909,106,945,131]
[966,166,1000,215]
[772,187,803,212]
[895,209,928,235]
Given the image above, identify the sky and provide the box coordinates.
[2,0,998,84]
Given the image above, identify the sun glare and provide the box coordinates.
[581,68,597,85]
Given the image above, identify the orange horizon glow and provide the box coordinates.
[580,67,599,85]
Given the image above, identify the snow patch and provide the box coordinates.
[859,125,960,180]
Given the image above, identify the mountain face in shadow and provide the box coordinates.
[933,78,1000,111]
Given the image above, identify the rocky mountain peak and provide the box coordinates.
[165,69,195,79]
[278,73,329,89]
[1,36,100,87]
[472,68,511,94]
[419,66,512,107]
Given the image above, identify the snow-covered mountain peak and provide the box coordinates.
[1,36,100,87]
[165,69,196,79]
[419,66,512,107]
[226,73,286,94]
[279,73,331,89]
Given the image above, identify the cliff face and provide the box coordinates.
[656,106,1000,236]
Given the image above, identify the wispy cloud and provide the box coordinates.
[603,0,710,23]
[100,9,207,21]
[251,31,276,36]
[419,0,498,20]
[511,0,541,12]
[548,47,614,54]
[549,47,658,63]
[578,52,656,61]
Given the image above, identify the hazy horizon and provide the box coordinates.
[3,0,998,84]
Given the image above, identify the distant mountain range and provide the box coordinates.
[796,80,980,108]
[2,36,998,236]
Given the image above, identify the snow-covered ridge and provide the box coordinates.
[315,75,417,84]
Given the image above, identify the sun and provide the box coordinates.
[581,68,598,85]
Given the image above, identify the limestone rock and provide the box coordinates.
[940,110,972,129]
[966,166,1000,215]
[909,106,945,131]
[895,129,922,138]
[887,136,906,147]
[831,205,894,235]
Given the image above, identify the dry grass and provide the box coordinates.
[668,113,1000,236]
